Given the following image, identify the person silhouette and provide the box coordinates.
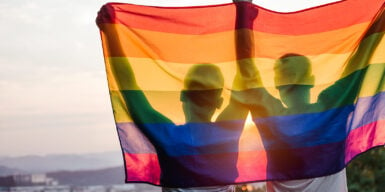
[99,21,247,191]
[262,54,349,191]
[231,4,385,192]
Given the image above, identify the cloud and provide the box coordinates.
[0,0,117,156]
[0,0,341,156]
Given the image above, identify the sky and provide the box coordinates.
[0,0,340,157]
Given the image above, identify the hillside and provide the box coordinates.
[0,151,123,175]
[47,166,125,186]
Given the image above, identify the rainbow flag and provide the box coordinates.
[97,0,385,187]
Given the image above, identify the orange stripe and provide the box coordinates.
[97,0,384,35]
[105,55,353,92]
[100,22,369,62]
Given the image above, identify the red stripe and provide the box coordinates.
[97,0,384,35]
[345,120,385,163]
[123,153,160,185]
[235,150,267,183]
[121,121,385,185]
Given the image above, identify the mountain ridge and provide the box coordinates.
[0,151,123,176]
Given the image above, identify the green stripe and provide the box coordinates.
[232,63,385,117]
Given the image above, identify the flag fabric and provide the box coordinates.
[97,0,385,187]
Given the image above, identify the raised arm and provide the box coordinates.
[232,0,262,90]
[100,24,173,125]
[217,0,257,123]
[318,7,385,106]
[341,6,385,77]
[100,25,139,90]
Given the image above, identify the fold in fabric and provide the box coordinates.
[97,0,385,187]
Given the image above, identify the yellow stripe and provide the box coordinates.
[106,53,354,91]
[370,35,385,64]
[110,66,385,123]
[111,90,233,123]
[109,91,132,123]
[359,63,385,98]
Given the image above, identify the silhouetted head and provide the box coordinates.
[180,64,224,122]
[274,54,314,108]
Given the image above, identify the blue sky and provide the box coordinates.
[0,0,339,156]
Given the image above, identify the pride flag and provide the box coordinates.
[97,0,385,187]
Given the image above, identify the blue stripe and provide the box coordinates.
[117,91,385,155]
